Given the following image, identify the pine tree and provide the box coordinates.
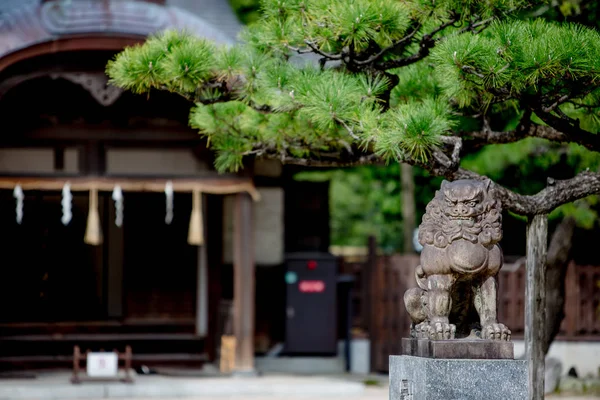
[107,3,600,395]
[106,0,600,217]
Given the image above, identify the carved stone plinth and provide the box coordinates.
[390,355,527,400]
[401,338,514,359]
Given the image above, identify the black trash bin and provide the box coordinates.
[284,252,338,355]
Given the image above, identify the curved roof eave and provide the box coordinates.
[0,0,237,73]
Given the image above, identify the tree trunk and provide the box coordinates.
[401,164,416,254]
[543,217,576,355]
[525,214,548,400]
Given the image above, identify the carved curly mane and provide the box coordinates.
[418,180,502,249]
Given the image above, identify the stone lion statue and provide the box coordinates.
[404,179,511,341]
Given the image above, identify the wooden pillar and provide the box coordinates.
[366,235,377,372]
[400,164,416,254]
[525,214,547,400]
[233,192,255,373]
[196,194,208,337]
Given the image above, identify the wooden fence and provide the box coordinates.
[340,248,600,372]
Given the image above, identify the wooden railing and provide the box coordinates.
[340,247,600,372]
[498,261,600,340]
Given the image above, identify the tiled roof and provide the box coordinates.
[169,0,243,41]
[0,0,241,62]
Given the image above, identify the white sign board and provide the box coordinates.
[87,352,118,377]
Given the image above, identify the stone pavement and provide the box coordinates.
[82,391,600,400]
[0,371,596,400]
[0,372,367,400]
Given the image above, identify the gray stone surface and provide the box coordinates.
[401,338,514,359]
[390,355,527,400]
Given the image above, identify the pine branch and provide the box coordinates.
[375,16,459,71]
[304,40,343,60]
[278,153,381,167]
[533,109,600,151]
[418,150,600,216]
[353,21,422,66]
[542,94,572,113]
[334,117,360,140]
[462,123,600,152]
[457,15,496,35]
[439,136,463,168]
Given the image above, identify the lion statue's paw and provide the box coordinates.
[482,323,511,341]
[413,322,430,339]
[427,321,456,340]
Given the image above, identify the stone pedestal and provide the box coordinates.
[401,338,514,359]
[390,355,527,400]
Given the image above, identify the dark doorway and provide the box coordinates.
[123,193,197,321]
[0,191,104,323]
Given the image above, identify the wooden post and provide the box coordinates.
[196,194,208,337]
[525,214,547,400]
[400,164,416,254]
[366,235,377,372]
[232,192,255,374]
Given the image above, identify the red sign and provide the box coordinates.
[299,280,325,293]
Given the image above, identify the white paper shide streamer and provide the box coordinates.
[13,185,23,224]
[112,185,124,227]
[165,181,174,225]
[61,182,73,226]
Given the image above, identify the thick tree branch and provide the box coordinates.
[462,123,600,152]
[277,153,381,167]
[451,168,600,215]
[543,216,576,355]
[440,136,462,168]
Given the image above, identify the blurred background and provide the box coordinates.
[0,0,597,399]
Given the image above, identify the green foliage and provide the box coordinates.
[430,19,600,113]
[106,0,600,242]
[377,98,453,162]
[295,165,442,251]
[229,0,262,25]
[107,31,218,95]
[107,0,600,174]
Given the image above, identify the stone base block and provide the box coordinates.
[390,355,527,400]
[401,338,514,359]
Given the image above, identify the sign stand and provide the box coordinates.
[70,345,134,384]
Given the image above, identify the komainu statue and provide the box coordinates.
[404,179,511,341]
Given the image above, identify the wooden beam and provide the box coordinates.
[0,125,201,143]
[0,176,261,200]
[232,192,255,374]
[0,36,144,74]
[525,214,548,400]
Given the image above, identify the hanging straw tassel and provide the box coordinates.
[84,187,103,245]
[188,189,204,246]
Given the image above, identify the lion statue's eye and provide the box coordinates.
[468,201,476,207]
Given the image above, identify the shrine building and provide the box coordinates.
[0,0,332,374]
